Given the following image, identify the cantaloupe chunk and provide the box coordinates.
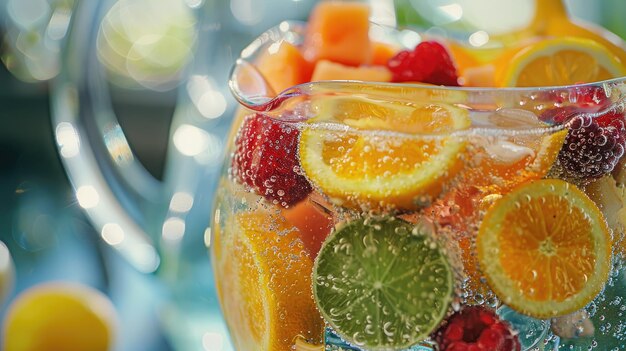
[282,198,333,259]
[303,2,371,66]
[311,60,392,82]
[370,41,400,65]
[462,64,496,87]
[255,41,313,94]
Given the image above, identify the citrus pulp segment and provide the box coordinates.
[212,210,324,351]
[313,217,454,350]
[496,37,626,87]
[477,179,612,318]
[299,96,471,211]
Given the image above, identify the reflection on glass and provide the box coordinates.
[55,122,81,158]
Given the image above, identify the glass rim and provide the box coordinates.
[228,20,626,137]
[230,19,626,92]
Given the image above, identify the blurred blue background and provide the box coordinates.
[0,1,625,351]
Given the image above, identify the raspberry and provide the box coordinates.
[434,306,520,351]
[387,41,460,86]
[231,113,312,207]
[557,111,626,180]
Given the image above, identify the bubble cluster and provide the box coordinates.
[231,113,312,207]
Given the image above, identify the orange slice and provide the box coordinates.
[530,0,626,65]
[477,179,612,318]
[211,210,324,350]
[299,95,470,211]
[496,37,626,87]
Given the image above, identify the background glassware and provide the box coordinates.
[47,0,319,350]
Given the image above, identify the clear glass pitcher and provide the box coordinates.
[46,0,626,350]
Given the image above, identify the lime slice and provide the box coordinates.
[313,217,454,350]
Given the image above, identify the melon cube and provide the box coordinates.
[255,41,313,94]
[311,60,392,82]
[303,2,371,66]
[370,41,400,65]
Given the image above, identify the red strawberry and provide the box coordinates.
[387,41,460,86]
[434,306,521,351]
[231,113,312,207]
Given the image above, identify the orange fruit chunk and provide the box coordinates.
[477,179,612,318]
[495,37,626,87]
[370,41,400,66]
[281,196,334,259]
[2,282,117,351]
[299,95,470,211]
[310,60,391,82]
[256,41,314,93]
[303,1,371,66]
[212,210,324,350]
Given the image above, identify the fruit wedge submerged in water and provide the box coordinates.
[313,217,454,350]
[477,179,611,318]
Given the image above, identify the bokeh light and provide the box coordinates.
[96,0,197,91]
[1,0,73,81]
[162,217,185,242]
[76,185,100,209]
[169,192,194,213]
[187,75,228,120]
[101,223,125,246]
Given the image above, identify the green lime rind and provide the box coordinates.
[312,217,453,351]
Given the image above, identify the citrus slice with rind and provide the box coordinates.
[313,217,454,350]
[212,210,324,351]
[530,0,626,66]
[496,37,626,87]
[477,179,612,318]
[299,95,471,211]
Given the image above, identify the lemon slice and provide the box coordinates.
[212,210,324,351]
[496,37,626,87]
[477,179,612,318]
[299,95,471,211]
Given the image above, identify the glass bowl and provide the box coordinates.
[212,20,626,351]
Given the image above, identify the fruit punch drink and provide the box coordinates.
[212,2,626,350]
